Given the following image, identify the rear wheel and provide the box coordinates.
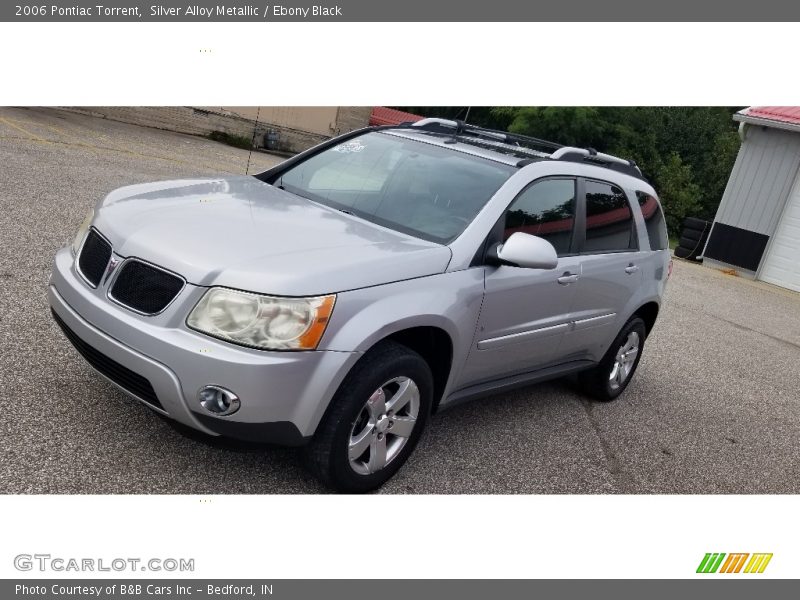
[303,341,433,493]
[578,317,646,401]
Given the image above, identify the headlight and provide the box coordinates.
[71,208,95,256]
[187,288,336,351]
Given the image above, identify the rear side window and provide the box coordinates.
[636,191,668,250]
[583,180,637,253]
[503,178,576,256]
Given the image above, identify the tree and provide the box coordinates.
[657,153,703,235]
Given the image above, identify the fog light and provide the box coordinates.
[198,385,240,416]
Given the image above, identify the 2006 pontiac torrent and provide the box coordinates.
[49,118,670,492]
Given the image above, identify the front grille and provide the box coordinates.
[109,260,184,315]
[51,309,164,411]
[77,229,112,287]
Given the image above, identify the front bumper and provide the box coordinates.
[48,247,360,445]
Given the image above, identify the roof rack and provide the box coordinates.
[410,118,563,153]
[398,118,644,180]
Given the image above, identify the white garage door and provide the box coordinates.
[760,174,800,292]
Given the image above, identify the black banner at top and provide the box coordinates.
[4,0,800,21]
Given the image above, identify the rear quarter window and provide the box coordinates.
[583,180,637,253]
[636,191,669,251]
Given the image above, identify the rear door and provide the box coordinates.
[559,179,644,362]
[459,177,582,385]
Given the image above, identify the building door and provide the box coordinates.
[759,173,800,292]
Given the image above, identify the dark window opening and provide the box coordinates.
[584,180,636,253]
[635,191,668,251]
[503,178,576,256]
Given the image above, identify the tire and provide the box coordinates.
[678,235,705,250]
[682,216,709,231]
[681,223,708,236]
[680,228,705,244]
[673,245,694,259]
[303,340,433,493]
[578,317,647,401]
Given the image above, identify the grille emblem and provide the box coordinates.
[102,257,121,285]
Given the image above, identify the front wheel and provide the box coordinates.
[303,341,433,493]
[578,317,646,401]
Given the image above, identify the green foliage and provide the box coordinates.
[395,107,743,237]
[656,153,703,234]
[208,130,252,150]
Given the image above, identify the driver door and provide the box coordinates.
[460,177,582,385]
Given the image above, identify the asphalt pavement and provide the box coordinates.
[1,107,799,493]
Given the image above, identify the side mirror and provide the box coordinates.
[493,232,558,269]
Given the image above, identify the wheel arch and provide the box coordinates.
[377,325,454,413]
[632,300,660,337]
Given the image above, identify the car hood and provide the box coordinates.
[93,176,452,296]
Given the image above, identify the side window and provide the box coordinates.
[503,178,576,256]
[636,191,669,251]
[583,180,637,253]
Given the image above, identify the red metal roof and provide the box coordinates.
[741,106,800,126]
[369,107,423,127]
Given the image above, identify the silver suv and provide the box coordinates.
[49,118,670,492]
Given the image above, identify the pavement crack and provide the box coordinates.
[580,399,631,492]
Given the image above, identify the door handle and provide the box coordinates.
[624,264,640,274]
[557,272,579,285]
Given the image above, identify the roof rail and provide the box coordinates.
[412,118,511,142]
[398,119,645,180]
[551,146,634,167]
[551,147,642,177]
[411,118,559,146]
[412,117,458,128]
[407,118,562,155]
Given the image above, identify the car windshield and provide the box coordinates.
[275,132,516,243]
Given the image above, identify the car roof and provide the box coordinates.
[380,129,529,167]
[377,119,648,183]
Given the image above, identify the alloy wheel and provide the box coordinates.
[609,331,640,391]
[348,376,420,475]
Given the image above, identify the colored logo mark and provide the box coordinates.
[697,553,773,574]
